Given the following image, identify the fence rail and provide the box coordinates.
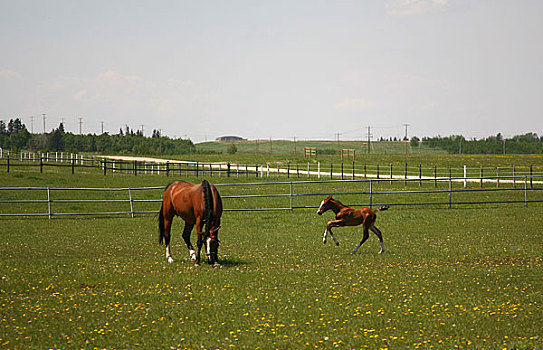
[1,153,542,187]
[1,176,542,218]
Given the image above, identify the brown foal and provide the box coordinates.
[317,196,389,254]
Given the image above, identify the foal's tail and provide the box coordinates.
[202,179,214,234]
[158,183,173,245]
[375,205,390,212]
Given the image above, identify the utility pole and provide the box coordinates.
[403,123,410,154]
[366,126,372,154]
[335,132,341,153]
[101,121,104,135]
[30,116,34,133]
[79,117,83,135]
[140,124,144,135]
[42,114,46,134]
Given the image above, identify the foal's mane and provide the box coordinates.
[330,197,348,208]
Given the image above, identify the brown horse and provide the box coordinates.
[317,196,389,254]
[158,180,223,265]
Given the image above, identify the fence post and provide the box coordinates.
[103,159,107,175]
[364,164,366,179]
[352,161,355,180]
[318,162,321,179]
[227,163,231,177]
[341,162,344,180]
[369,179,373,209]
[530,164,533,188]
[496,167,500,188]
[463,165,467,188]
[166,162,170,177]
[405,163,408,186]
[129,188,134,218]
[330,163,333,179]
[40,156,43,173]
[513,166,516,188]
[307,162,310,179]
[376,164,380,179]
[196,162,199,177]
[7,154,9,173]
[256,165,259,178]
[71,157,75,174]
[47,187,52,219]
[434,165,437,188]
[287,162,290,178]
[524,176,528,207]
[480,166,483,188]
[390,163,393,185]
[419,164,422,186]
[290,182,293,212]
[448,177,452,209]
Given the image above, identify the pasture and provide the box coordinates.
[0,167,542,349]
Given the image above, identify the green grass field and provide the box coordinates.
[0,158,542,349]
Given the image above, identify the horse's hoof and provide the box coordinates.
[167,257,174,263]
[335,242,340,246]
[214,261,221,266]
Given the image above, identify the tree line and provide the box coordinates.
[0,118,195,155]
[2,118,542,155]
[414,133,543,154]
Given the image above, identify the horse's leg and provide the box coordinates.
[370,226,385,254]
[194,217,203,266]
[351,227,370,254]
[164,216,174,263]
[182,223,197,262]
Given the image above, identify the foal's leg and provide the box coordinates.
[182,223,197,262]
[351,227,370,254]
[324,220,341,246]
[163,216,174,263]
[370,226,385,254]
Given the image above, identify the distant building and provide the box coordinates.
[216,136,246,142]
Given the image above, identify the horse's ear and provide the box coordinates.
[327,195,333,200]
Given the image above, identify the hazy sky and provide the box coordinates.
[1,0,542,142]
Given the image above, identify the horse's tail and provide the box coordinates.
[375,205,390,212]
[158,183,173,245]
[202,179,214,234]
[158,202,165,244]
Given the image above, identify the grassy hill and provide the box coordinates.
[195,139,439,156]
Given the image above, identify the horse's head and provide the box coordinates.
[317,195,334,215]
[205,226,221,265]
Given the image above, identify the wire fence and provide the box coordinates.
[1,152,542,188]
[1,176,542,219]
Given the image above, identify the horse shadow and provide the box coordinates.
[216,257,248,267]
